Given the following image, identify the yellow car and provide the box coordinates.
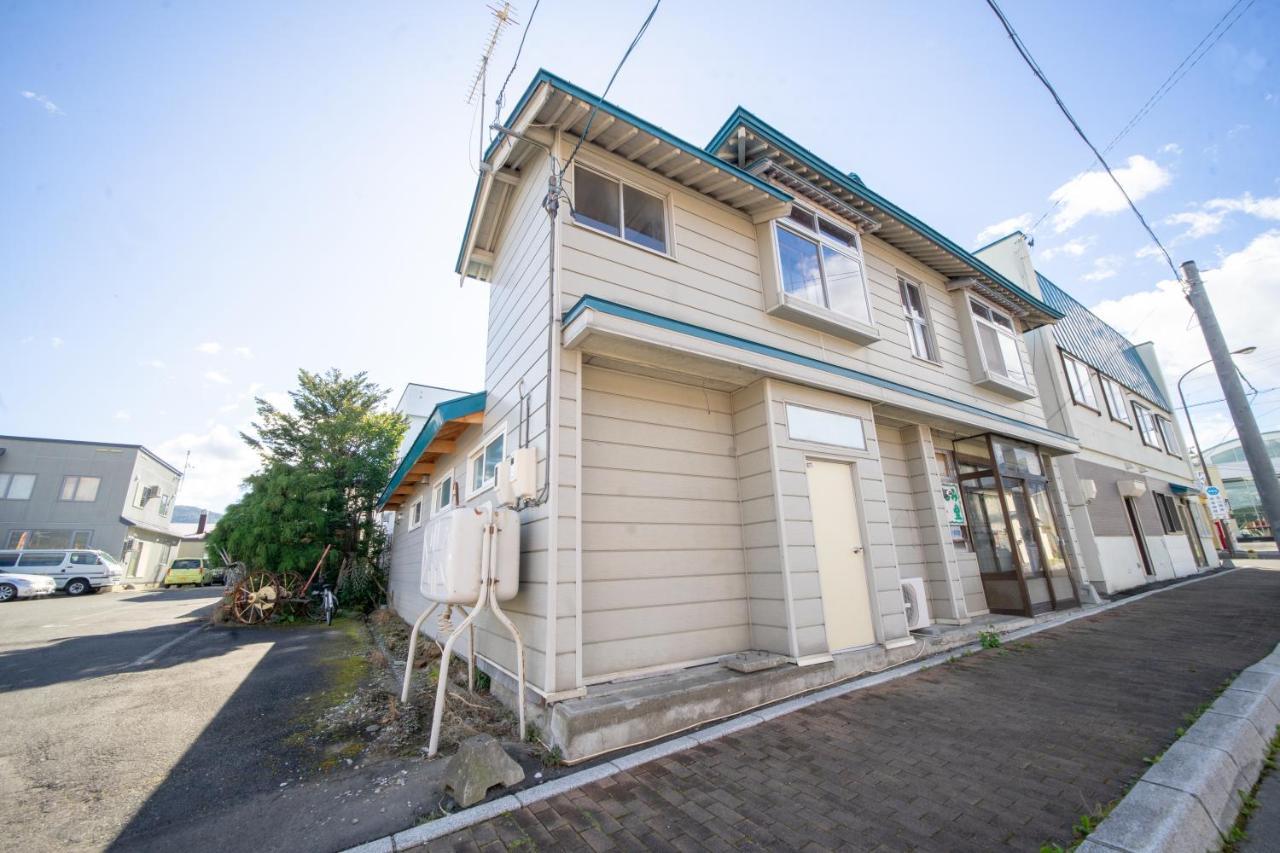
[162,558,210,587]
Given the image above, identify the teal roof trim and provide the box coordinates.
[564,295,1076,446]
[1035,273,1170,410]
[377,391,486,509]
[706,109,1062,321]
[456,70,792,276]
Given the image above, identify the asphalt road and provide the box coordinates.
[0,587,444,853]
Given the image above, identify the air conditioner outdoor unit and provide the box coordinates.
[901,577,932,631]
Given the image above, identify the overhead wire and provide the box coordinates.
[559,0,662,180]
[1023,0,1258,239]
[493,0,541,122]
[984,0,1182,283]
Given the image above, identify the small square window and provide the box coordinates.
[433,474,454,515]
[468,430,506,496]
[61,475,101,502]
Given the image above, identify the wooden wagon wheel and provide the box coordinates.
[276,571,309,617]
[231,571,280,624]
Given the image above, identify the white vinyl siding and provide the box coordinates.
[579,366,749,680]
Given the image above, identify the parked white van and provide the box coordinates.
[0,550,125,596]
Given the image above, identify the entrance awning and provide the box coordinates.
[378,392,485,511]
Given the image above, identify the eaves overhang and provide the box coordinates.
[378,392,486,511]
[706,109,1064,329]
[455,70,793,282]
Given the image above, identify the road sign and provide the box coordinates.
[1206,486,1221,497]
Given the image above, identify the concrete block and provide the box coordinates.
[443,735,525,808]
[1084,781,1217,853]
[690,712,765,744]
[1075,840,1129,853]
[754,696,817,721]
[513,762,619,807]
[608,735,699,771]
[1141,741,1246,834]
[1181,710,1267,785]
[1212,687,1280,739]
[392,795,520,849]
[720,651,786,673]
[342,836,394,853]
[1245,660,1280,678]
[1234,667,1280,707]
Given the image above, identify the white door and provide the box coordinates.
[806,459,876,651]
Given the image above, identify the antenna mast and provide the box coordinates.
[466,3,518,162]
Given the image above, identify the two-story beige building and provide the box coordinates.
[977,233,1218,593]
[379,72,1207,759]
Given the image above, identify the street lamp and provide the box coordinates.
[1178,346,1256,554]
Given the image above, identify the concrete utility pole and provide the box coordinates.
[1183,260,1280,550]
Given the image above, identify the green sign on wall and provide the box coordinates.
[942,484,966,526]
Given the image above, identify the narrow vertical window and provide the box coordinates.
[1061,353,1099,409]
[970,299,1027,384]
[899,277,936,360]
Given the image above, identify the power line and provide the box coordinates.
[559,0,662,179]
[1024,0,1257,239]
[985,0,1181,281]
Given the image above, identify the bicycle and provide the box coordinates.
[310,583,337,626]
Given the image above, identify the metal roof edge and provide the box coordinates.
[377,391,486,509]
[563,295,1076,446]
[706,109,1062,321]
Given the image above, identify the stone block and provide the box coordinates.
[1238,666,1280,704]
[1181,710,1267,784]
[1141,741,1247,834]
[443,735,526,808]
[720,651,786,673]
[1212,687,1280,739]
[1084,781,1217,853]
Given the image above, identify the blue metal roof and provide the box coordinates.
[1036,273,1170,410]
[377,391,486,509]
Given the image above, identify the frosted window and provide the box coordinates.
[786,404,866,449]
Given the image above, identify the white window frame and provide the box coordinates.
[898,275,938,362]
[968,296,1027,385]
[1100,376,1132,426]
[1060,351,1099,410]
[408,497,424,531]
[570,163,672,257]
[466,427,507,499]
[432,473,454,516]
[60,475,101,503]
[1155,415,1180,456]
[1133,402,1162,449]
[0,473,35,500]
[773,204,874,326]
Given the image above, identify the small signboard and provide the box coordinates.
[1206,486,1221,497]
[1207,490,1231,521]
[942,484,966,526]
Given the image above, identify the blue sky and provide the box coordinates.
[3,0,1277,510]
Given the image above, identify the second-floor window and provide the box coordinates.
[0,473,35,500]
[1133,402,1162,449]
[775,206,872,325]
[1061,352,1099,409]
[970,299,1026,384]
[1156,415,1179,454]
[572,165,668,253]
[60,475,101,502]
[898,277,936,361]
[1101,376,1132,426]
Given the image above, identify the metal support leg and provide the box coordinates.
[400,602,440,704]
[468,620,476,693]
[486,516,526,742]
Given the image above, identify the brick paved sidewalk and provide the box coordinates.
[418,569,1280,852]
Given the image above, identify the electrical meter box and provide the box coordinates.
[419,507,520,604]
[495,447,538,506]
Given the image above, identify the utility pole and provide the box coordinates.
[1183,260,1280,551]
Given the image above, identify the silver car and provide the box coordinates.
[0,571,58,602]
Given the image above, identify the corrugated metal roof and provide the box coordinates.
[1036,273,1169,409]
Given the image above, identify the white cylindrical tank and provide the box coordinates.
[420,507,520,604]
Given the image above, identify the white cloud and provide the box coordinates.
[975,214,1033,245]
[1038,236,1093,260]
[114,410,131,421]
[140,358,166,369]
[1165,193,1280,241]
[1091,231,1280,402]
[1160,143,1183,155]
[196,341,222,355]
[157,424,261,513]
[204,370,231,384]
[1081,255,1123,282]
[233,346,253,359]
[50,336,63,348]
[1049,155,1172,233]
[21,90,64,116]
[1135,244,1165,262]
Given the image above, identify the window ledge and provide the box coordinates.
[768,296,880,346]
[975,372,1037,401]
[567,218,676,263]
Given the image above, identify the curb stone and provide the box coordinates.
[339,567,1242,852]
[1081,641,1280,853]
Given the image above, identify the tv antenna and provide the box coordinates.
[466,3,517,106]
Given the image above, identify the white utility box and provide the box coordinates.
[420,507,520,604]
[495,447,538,506]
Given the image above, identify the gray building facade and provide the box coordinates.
[0,436,183,584]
